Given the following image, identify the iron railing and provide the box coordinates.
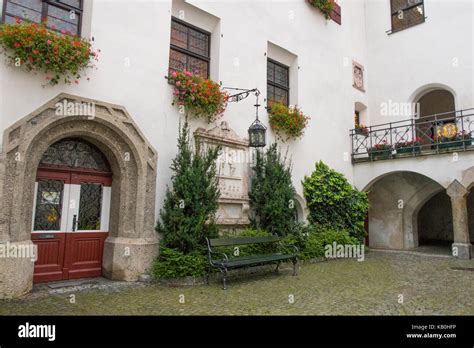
[351,108,474,163]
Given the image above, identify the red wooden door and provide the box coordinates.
[32,168,111,283]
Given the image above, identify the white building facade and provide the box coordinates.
[0,0,472,298]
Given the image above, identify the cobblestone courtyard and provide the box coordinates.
[1,251,473,315]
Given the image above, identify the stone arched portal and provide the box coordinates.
[365,171,444,250]
[0,93,158,298]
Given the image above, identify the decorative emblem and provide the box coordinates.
[352,61,365,92]
[436,123,458,139]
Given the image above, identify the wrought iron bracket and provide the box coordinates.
[222,86,260,103]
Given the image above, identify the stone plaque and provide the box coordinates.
[194,121,250,227]
[353,60,365,92]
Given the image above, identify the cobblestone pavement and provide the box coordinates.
[1,251,473,315]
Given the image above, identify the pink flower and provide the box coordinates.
[61,29,66,34]
[187,80,192,85]
[47,40,52,45]
[184,71,192,77]
[191,96,195,101]
[175,81,181,86]
[174,89,179,95]
[15,17,22,24]
[171,71,177,78]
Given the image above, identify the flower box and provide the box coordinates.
[368,149,392,160]
[355,127,368,136]
[437,139,472,150]
[396,145,421,156]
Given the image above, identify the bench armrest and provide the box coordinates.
[208,250,229,265]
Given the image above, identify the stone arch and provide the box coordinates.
[293,193,308,223]
[0,93,158,298]
[409,83,458,110]
[365,171,444,250]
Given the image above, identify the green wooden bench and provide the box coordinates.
[206,235,299,289]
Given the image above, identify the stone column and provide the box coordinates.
[446,180,472,259]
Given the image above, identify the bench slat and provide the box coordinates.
[221,253,295,267]
[209,235,280,247]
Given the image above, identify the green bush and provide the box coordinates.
[302,161,368,240]
[282,225,360,260]
[156,121,220,254]
[152,247,207,279]
[249,143,297,236]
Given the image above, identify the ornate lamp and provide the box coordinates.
[223,87,267,148]
[247,90,267,148]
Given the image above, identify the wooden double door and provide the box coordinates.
[31,168,112,283]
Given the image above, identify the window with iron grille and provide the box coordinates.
[390,0,425,33]
[169,17,210,79]
[1,0,83,36]
[267,59,289,106]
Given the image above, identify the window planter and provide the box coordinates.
[355,127,369,136]
[268,102,310,141]
[395,145,421,156]
[437,139,472,150]
[168,70,229,123]
[368,149,392,160]
[0,19,99,85]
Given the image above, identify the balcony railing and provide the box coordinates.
[351,108,474,163]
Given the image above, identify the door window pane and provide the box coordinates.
[34,180,64,231]
[78,183,103,230]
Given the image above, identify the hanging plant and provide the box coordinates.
[308,0,335,19]
[168,70,229,123]
[268,101,310,141]
[0,18,99,85]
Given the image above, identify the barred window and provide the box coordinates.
[391,0,425,33]
[267,59,289,106]
[1,0,83,36]
[169,17,210,78]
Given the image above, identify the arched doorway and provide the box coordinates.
[417,191,454,252]
[31,138,112,283]
[415,89,456,145]
[365,171,444,250]
[0,94,159,298]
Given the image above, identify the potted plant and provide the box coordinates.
[354,124,369,136]
[395,138,422,156]
[0,18,99,85]
[268,101,310,141]
[168,70,229,123]
[368,141,392,160]
[437,131,472,150]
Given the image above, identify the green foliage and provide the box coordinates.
[151,247,207,279]
[308,0,335,19]
[282,225,360,260]
[249,143,297,236]
[156,121,220,254]
[302,161,369,240]
[0,19,98,85]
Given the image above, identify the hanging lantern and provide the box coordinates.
[248,90,266,148]
[248,118,267,148]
